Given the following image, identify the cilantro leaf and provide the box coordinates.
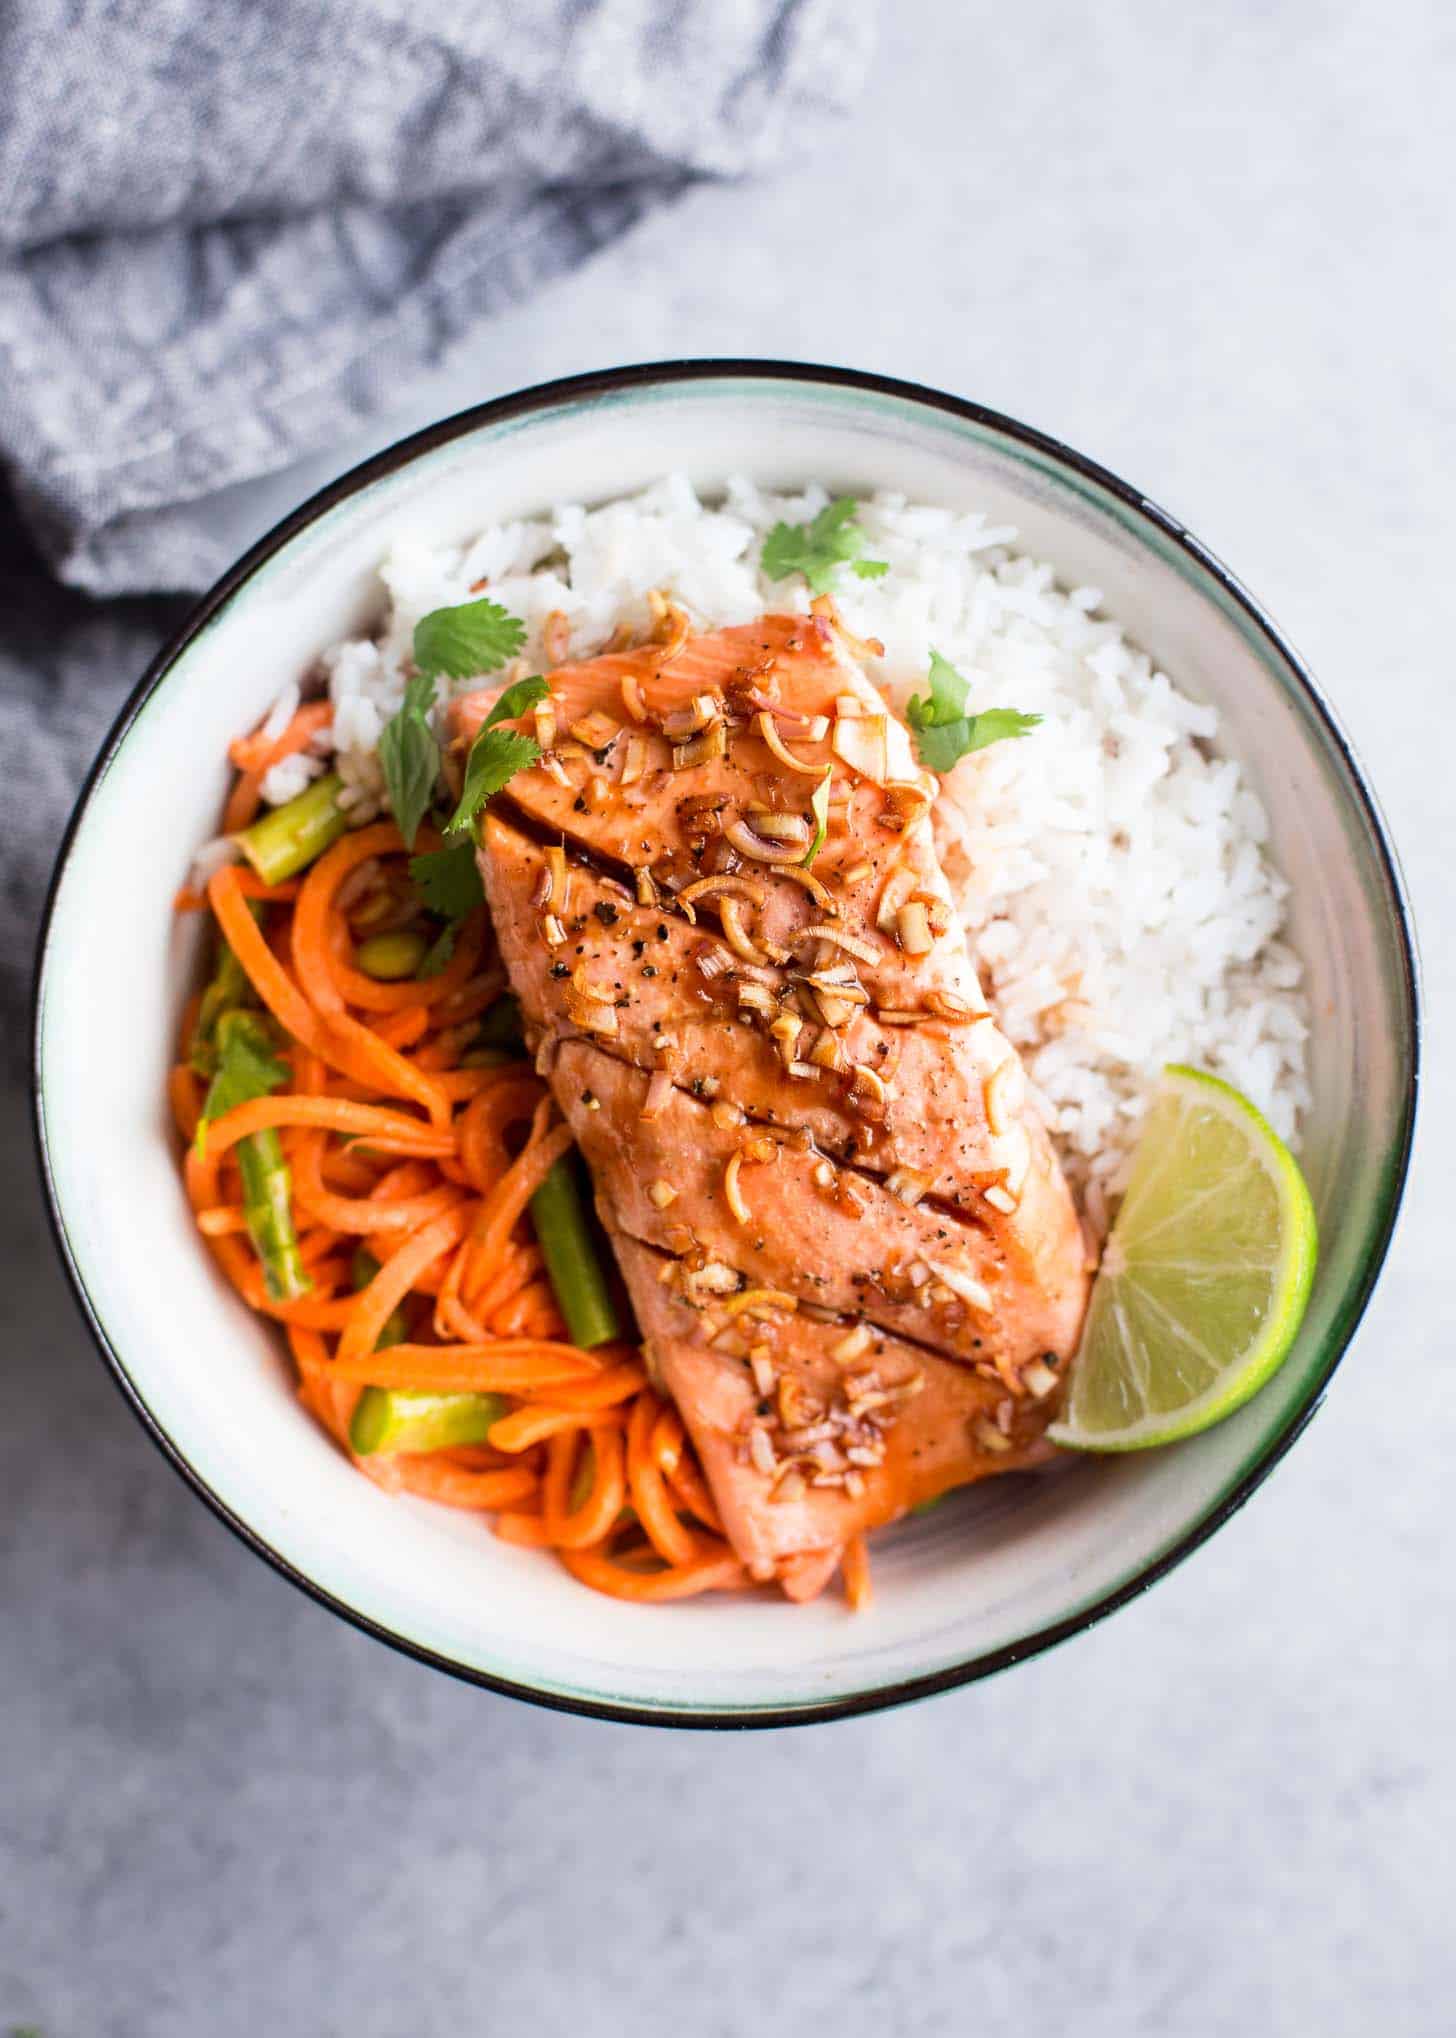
[851,558,890,580]
[377,675,441,849]
[905,650,1040,771]
[480,673,551,729]
[445,729,539,835]
[413,597,527,682]
[443,675,550,837]
[197,1011,288,1155]
[760,497,888,596]
[907,648,970,727]
[409,835,489,976]
[409,839,485,922]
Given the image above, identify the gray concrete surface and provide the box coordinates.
[5,2,1454,2031]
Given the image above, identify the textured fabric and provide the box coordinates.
[0,0,873,594]
[0,0,872,1047]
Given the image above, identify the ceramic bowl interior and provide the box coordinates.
[34,366,1418,1726]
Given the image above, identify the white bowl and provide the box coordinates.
[33,364,1420,1726]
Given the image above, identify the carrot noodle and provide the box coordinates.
[234,872,302,904]
[168,1065,203,1144]
[374,1005,431,1050]
[325,1343,601,1392]
[541,1361,648,1411]
[393,1459,538,1510]
[560,1543,748,1602]
[222,770,265,833]
[650,1403,684,1476]
[173,775,876,1612]
[229,699,333,775]
[493,1510,555,1548]
[487,1404,629,1453]
[665,1452,725,1536]
[196,1205,249,1237]
[543,1427,628,1549]
[468,1112,575,1280]
[627,1394,699,1567]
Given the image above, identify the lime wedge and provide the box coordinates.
[1049,1066,1318,1452]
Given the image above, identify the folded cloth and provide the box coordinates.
[0,0,873,1053]
[0,0,873,596]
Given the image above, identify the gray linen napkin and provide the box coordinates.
[0,0,872,595]
[0,0,872,1051]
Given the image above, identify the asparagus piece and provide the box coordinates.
[355,929,428,980]
[189,919,258,1077]
[234,771,348,884]
[236,1124,310,1302]
[197,995,308,1303]
[351,1247,410,1350]
[349,1387,511,1456]
[529,1152,621,1350]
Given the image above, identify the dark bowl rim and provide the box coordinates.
[30,357,1423,1731]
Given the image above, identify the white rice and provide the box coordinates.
[251,474,1309,1203]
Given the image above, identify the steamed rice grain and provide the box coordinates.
[263,476,1309,1203]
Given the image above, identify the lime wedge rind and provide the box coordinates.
[1049,1065,1318,1453]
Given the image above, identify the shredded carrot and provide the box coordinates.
[392,1459,538,1510]
[486,1404,629,1453]
[559,1544,748,1602]
[542,1427,629,1549]
[168,1064,203,1144]
[173,796,876,1612]
[325,1342,601,1393]
[229,699,333,775]
[626,1393,699,1567]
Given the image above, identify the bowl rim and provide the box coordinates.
[30,357,1423,1731]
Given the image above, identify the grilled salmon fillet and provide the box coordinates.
[455,605,1089,1598]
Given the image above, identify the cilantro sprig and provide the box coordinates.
[906,650,1041,772]
[377,675,441,849]
[760,497,888,596]
[413,596,526,682]
[377,596,529,846]
[443,675,549,836]
[408,838,485,977]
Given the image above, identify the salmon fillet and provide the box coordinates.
[456,606,1089,1599]
[607,1222,1053,1596]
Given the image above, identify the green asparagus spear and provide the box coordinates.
[236,1126,311,1302]
[189,916,259,1077]
[529,1152,621,1349]
[234,771,348,884]
[196,1009,309,1303]
[349,1387,511,1456]
[355,929,428,980]
[351,1248,410,1350]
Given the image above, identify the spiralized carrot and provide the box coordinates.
[292,1130,461,1235]
[229,699,333,776]
[393,1459,538,1510]
[486,1404,629,1453]
[559,1544,748,1602]
[543,1427,628,1549]
[173,797,874,1612]
[325,1342,601,1392]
